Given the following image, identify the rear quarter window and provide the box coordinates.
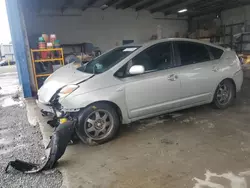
[208,46,224,59]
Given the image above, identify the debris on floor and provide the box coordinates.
[160,138,174,145]
[180,116,196,124]
[208,123,215,129]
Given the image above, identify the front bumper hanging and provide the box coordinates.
[5,120,76,173]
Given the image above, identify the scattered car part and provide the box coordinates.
[5,120,75,173]
[47,116,60,128]
[41,109,54,117]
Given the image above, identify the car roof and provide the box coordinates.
[122,38,225,51]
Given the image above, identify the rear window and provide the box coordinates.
[175,41,211,66]
[208,46,224,59]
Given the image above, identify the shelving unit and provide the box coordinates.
[31,48,65,90]
[235,32,250,54]
[196,23,245,48]
[221,23,244,49]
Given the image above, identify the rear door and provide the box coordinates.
[174,41,222,106]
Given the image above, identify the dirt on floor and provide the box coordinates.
[32,71,250,188]
[0,69,62,188]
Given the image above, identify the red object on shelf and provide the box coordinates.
[38,42,48,59]
[41,52,47,59]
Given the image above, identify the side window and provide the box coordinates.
[129,43,173,72]
[207,46,224,59]
[176,41,211,66]
[115,42,173,78]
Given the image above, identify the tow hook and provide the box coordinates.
[5,120,76,173]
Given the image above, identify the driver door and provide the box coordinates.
[121,42,181,119]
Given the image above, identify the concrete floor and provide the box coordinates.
[32,73,250,188]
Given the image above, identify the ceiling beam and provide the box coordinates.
[176,0,237,17]
[187,0,214,8]
[117,0,141,9]
[104,0,120,7]
[81,0,99,11]
[61,0,74,13]
[189,1,249,18]
[115,0,126,9]
[163,0,203,15]
[150,0,186,13]
[135,0,162,11]
[192,0,225,10]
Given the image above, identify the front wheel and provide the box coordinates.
[213,79,235,109]
[76,103,120,145]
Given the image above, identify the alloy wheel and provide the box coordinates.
[84,110,114,140]
[216,82,232,105]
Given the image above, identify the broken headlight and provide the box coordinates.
[58,84,79,98]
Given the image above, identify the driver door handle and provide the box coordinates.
[168,74,178,81]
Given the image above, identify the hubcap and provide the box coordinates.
[84,110,113,140]
[216,83,231,105]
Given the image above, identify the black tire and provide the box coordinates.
[213,79,235,109]
[76,102,120,145]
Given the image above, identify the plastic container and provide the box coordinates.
[47,42,53,48]
[38,37,45,42]
[50,34,56,44]
[47,42,53,59]
[54,40,60,48]
[42,34,49,43]
[38,42,46,49]
[38,40,47,59]
[54,40,61,58]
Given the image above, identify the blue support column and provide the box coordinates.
[5,0,32,98]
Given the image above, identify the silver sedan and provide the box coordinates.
[37,38,243,144]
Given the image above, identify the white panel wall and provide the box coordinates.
[23,8,187,52]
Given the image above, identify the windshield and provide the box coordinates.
[77,46,140,74]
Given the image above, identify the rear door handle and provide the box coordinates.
[168,74,178,81]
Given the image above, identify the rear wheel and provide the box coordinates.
[76,103,120,145]
[213,79,235,109]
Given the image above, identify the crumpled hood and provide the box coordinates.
[38,63,93,103]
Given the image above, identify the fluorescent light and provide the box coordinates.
[178,8,187,13]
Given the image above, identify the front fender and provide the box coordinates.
[59,86,130,124]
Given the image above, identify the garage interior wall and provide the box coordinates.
[22,7,187,52]
[221,5,250,25]
[190,5,250,31]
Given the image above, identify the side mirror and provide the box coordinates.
[129,65,145,75]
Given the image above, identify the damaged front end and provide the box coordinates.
[6,120,76,173]
[6,84,85,173]
[45,90,80,128]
